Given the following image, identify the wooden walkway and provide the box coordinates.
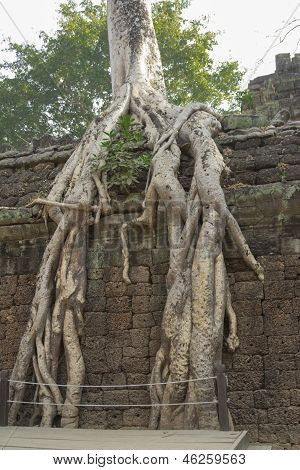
[0,427,249,450]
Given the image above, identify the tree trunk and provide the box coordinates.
[9,0,263,430]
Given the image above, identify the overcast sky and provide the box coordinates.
[1,0,300,87]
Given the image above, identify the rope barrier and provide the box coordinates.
[7,400,218,408]
[8,376,217,389]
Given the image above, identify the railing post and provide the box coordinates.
[0,370,9,426]
[216,363,230,431]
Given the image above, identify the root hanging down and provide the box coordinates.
[120,93,264,430]
[9,88,263,431]
[9,84,132,427]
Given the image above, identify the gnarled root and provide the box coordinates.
[120,91,264,430]
[9,85,131,427]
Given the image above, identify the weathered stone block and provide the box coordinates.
[105,347,122,372]
[232,355,263,371]
[265,370,296,389]
[264,354,296,370]
[233,271,257,282]
[123,346,149,357]
[133,313,155,328]
[264,280,295,299]
[290,389,300,406]
[79,410,107,429]
[231,408,258,424]
[106,297,131,313]
[84,312,107,336]
[103,390,129,405]
[105,282,127,297]
[233,281,264,300]
[259,424,290,444]
[268,335,299,354]
[227,371,264,391]
[123,408,149,427]
[103,267,123,282]
[237,316,264,336]
[237,336,268,355]
[232,300,262,316]
[106,331,131,349]
[127,284,152,296]
[129,266,150,283]
[257,168,281,185]
[257,255,284,271]
[86,280,105,298]
[264,314,297,335]
[132,296,150,314]
[149,295,166,311]
[106,410,123,429]
[128,390,150,405]
[87,268,104,280]
[150,326,161,340]
[102,373,126,386]
[254,390,290,408]
[122,357,150,374]
[151,274,166,284]
[262,299,293,315]
[228,391,254,409]
[130,329,150,348]
[107,312,132,331]
[289,425,300,444]
[150,263,169,275]
[14,285,35,305]
[127,374,149,385]
[268,407,300,425]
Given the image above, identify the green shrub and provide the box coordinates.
[91,115,151,192]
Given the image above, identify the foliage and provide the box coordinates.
[0,0,246,148]
[91,115,151,191]
[236,89,254,111]
[152,0,244,109]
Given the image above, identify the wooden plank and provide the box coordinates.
[1,427,249,450]
[231,430,249,450]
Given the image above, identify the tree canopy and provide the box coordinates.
[0,0,244,148]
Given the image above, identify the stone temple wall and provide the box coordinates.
[0,126,299,448]
[246,53,300,121]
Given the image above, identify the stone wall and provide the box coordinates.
[0,125,299,448]
[246,53,300,120]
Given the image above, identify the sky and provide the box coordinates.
[1,0,300,87]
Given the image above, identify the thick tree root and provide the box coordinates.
[120,89,264,430]
[10,79,263,431]
[9,85,132,427]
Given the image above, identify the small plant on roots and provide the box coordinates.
[91,114,151,192]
